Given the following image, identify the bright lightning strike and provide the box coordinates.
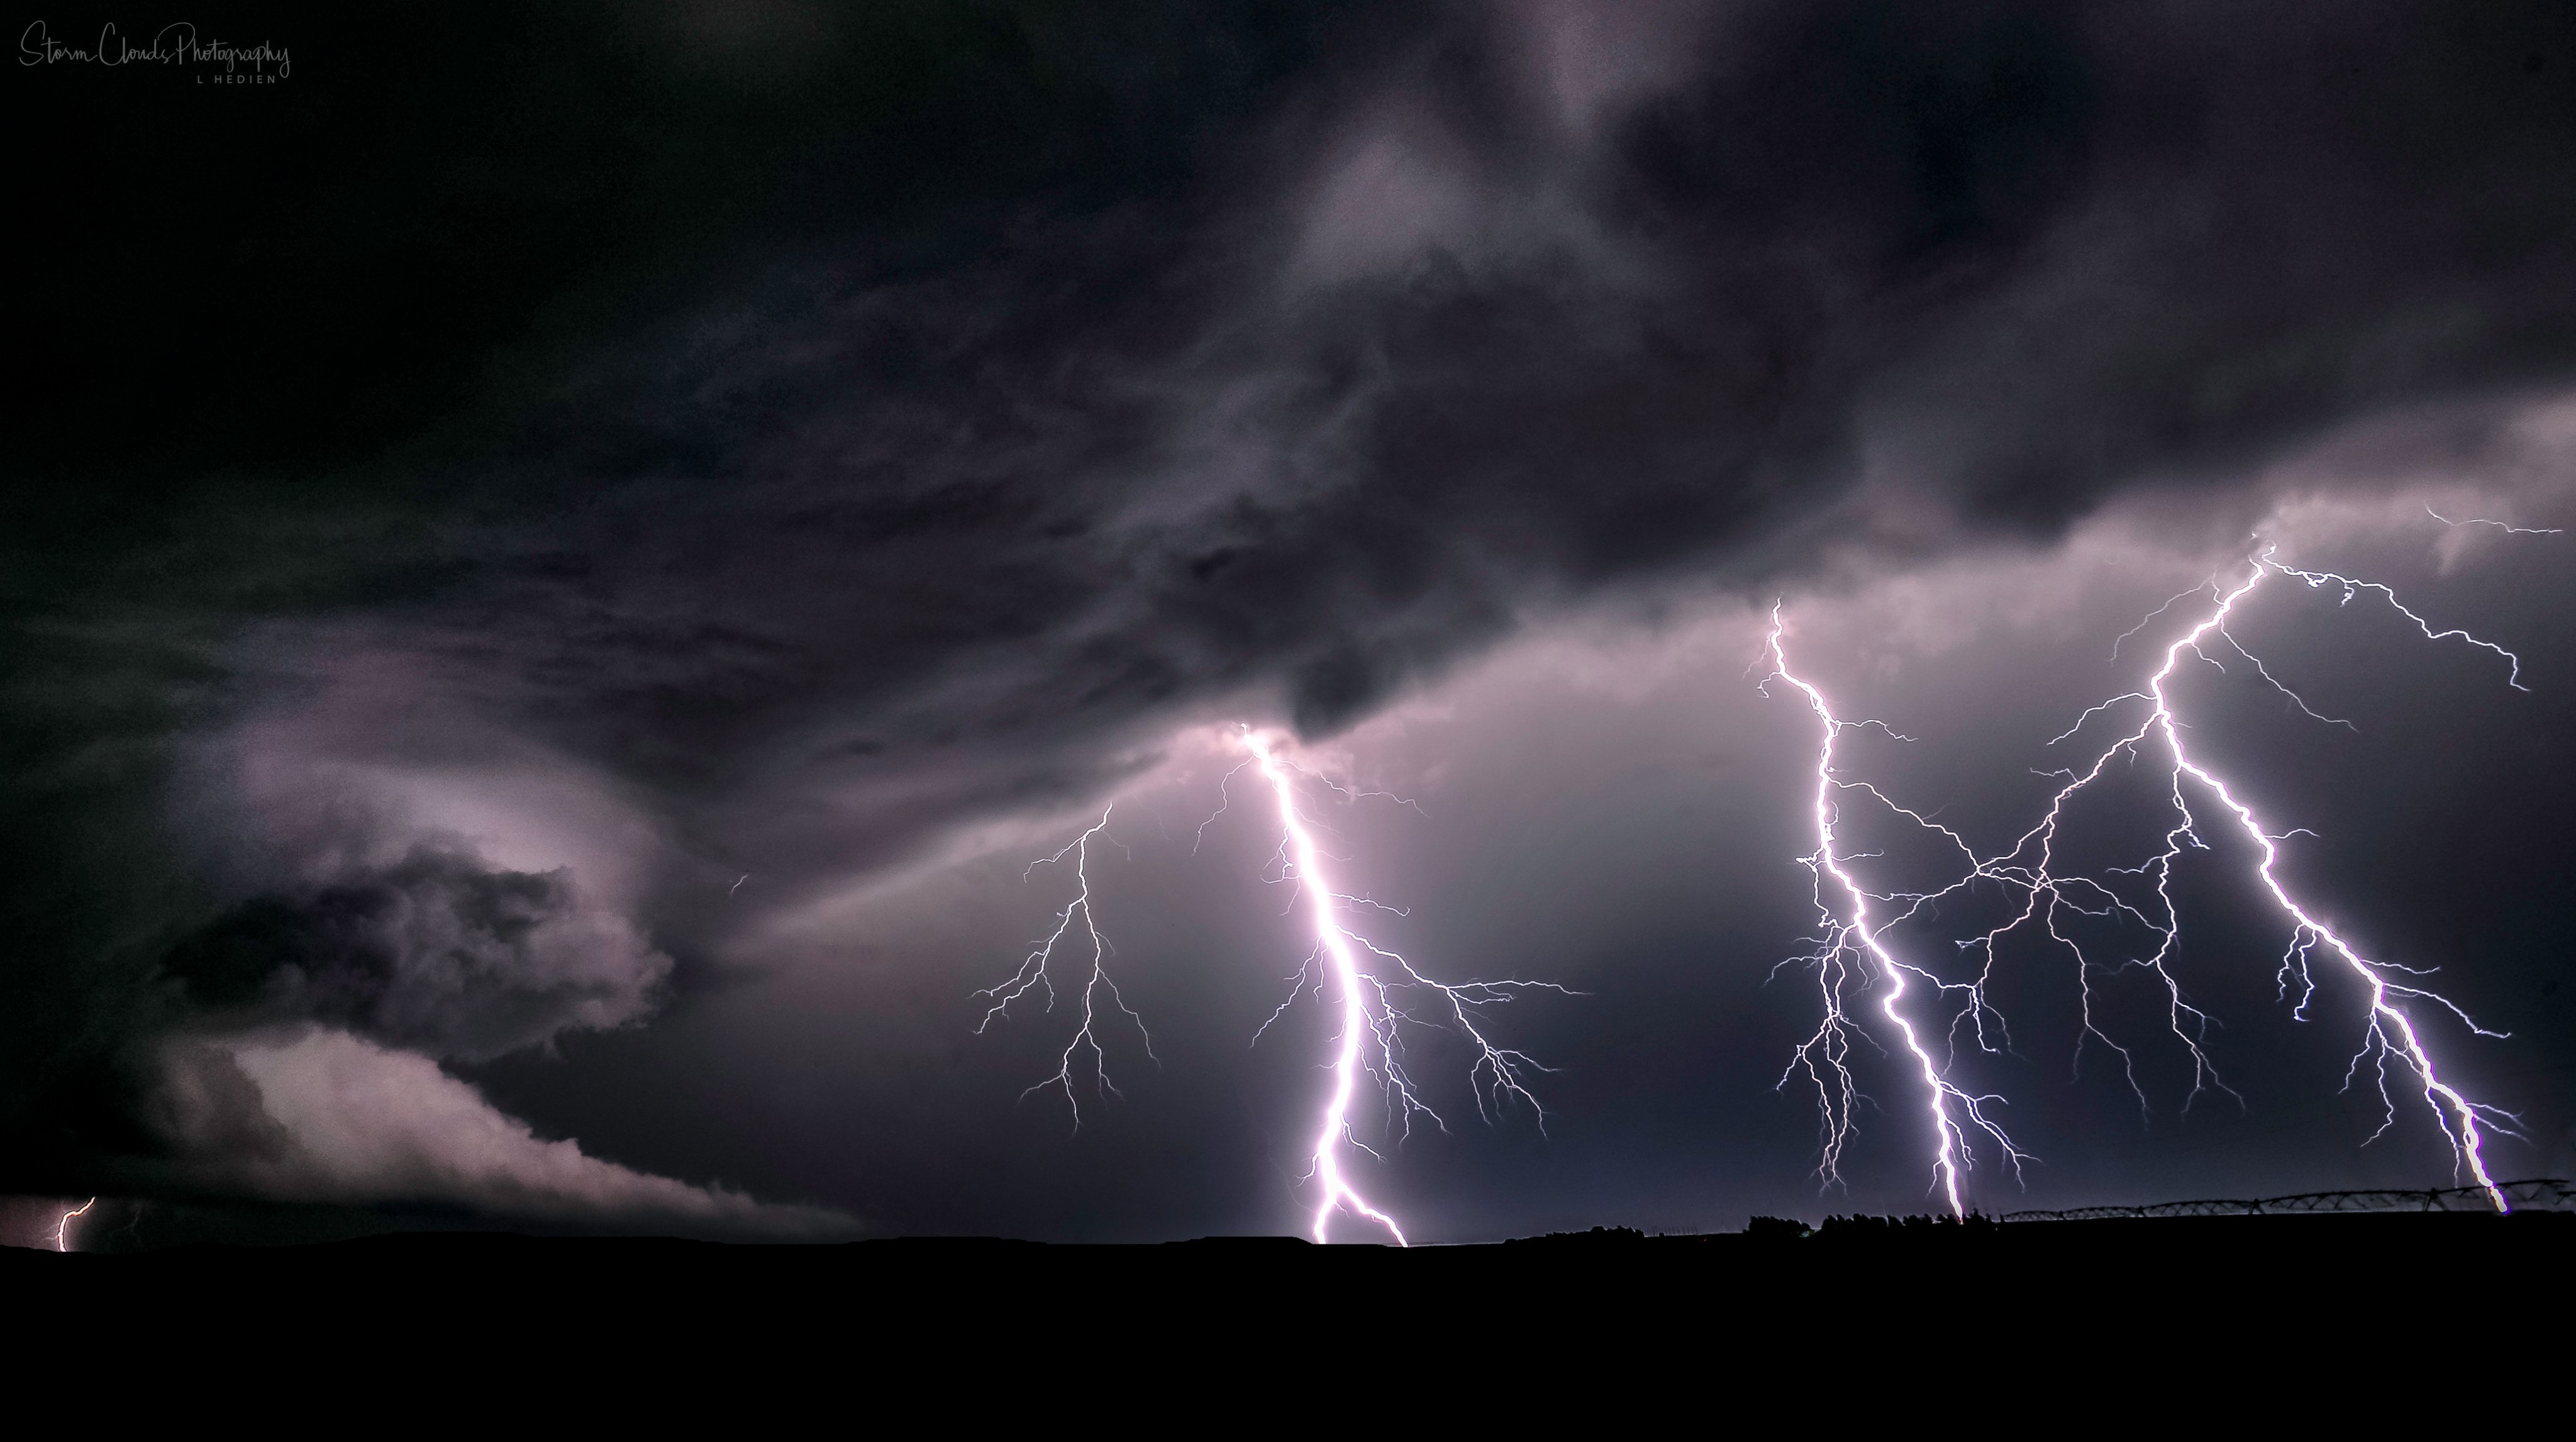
[975,806,1155,1126]
[2004,548,2519,1210]
[1768,541,2529,1215]
[1764,611,2025,1217]
[1239,729,1563,1245]
[979,740,1559,1241]
[54,1197,95,1252]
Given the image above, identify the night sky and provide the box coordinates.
[8,1,2574,1246]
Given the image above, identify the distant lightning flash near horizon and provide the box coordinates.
[1241,729,1562,1245]
[54,1197,94,1252]
[1769,543,2528,1215]
[975,806,1154,1126]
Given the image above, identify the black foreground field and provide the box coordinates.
[13,1211,2565,1331]
[10,1212,2565,1417]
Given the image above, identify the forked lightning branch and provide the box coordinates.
[1766,536,2533,1216]
[983,523,2544,1238]
[981,729,1563,1244]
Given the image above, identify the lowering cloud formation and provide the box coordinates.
[156,1027,845,1236]
[7,1,2574,1236]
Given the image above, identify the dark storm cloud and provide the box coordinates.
[157,845,669,1063]
[392,0,2576,806]
[8,0,2576,1217]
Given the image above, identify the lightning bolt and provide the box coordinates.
[1239,729,1563,1245]
[2426,503,2563,537]
[975,806,1155,1126]
[1769,541,2528,1215]
[979,745,1558,1240]
[1764,611,2027,1217]
[1998,548,2519,1210]
[53,1197,94,1252]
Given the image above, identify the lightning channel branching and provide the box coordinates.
[1982,548,2519,1210]
[1763,610,2026,1217]
[975,806,1155,1126]
[1240,729,1563,1244]
[54,1197,94,1252]
[1784,545,2525,1214]
[2426,504,2563,536]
